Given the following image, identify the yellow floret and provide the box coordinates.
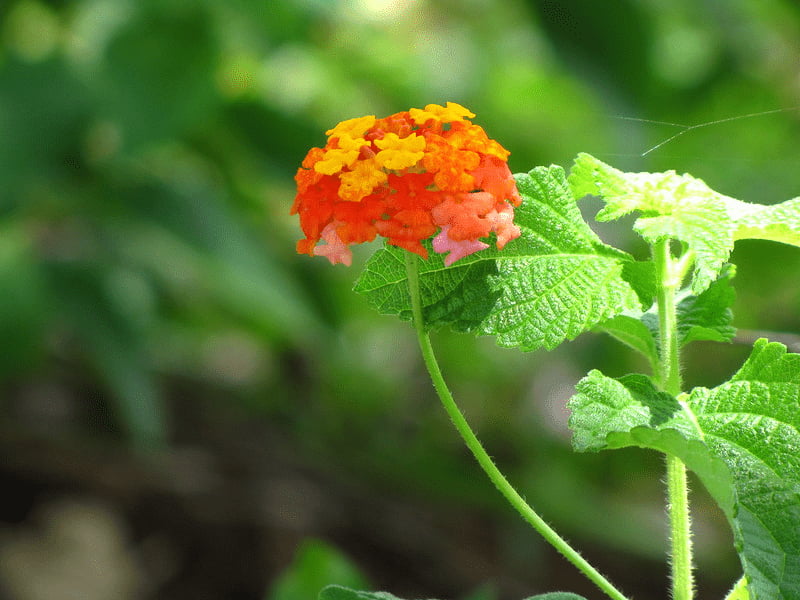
[409,102,476,125]
[314,148,360,175]
[338,158,388,202]
[374,133,426,170]
[325,115,377,139]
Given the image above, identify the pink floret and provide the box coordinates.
[432,225,489,266]
[488,204,521,248]
[314,222,353,266]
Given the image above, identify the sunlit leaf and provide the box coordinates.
[569,153,735,293]
[729,196,800,247]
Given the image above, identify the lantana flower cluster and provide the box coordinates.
[291,102,522,266]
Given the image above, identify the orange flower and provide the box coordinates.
[291,102,522,266]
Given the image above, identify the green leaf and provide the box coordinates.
[568,340,800,600]
[354,166,640,351]
[688,341,800,600]
[675,264,736,346]
[353,243,499,333]
[729,196,800,247]
[595,314,659,372]
[569,372,706,458]
[620,259,657,309]
[724,577,750,600]
[318,587,414,600]
[318,587,587,600]
[523,595,587,600]
[569,153,735,293]
[269,541,368,600]
[596,264,735,368]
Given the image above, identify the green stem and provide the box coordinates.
[653,239,694,600]
[403,252,630,600]
[654,239,681,395]
[667,455,693,600]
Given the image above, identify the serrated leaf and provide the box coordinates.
[724,577,750,600]
[523,594,588,600]
[513,165,623,257]
[569,153,735,293]
[596,265,735,369]
[688,340,800,600]
[675,264,736,346]
[729,196,800,247]
[354,166,640,351]
[569,372,704,454]
[568,340,800,600]
[620,259,657,309]
[319,587,411,600]
[479,253,638,351]
[353,243,499,332]
[568,152,639,221]
[477,167,639,350]
[595,314,659,372]
[318,587,587,600]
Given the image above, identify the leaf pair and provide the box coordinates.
[569,340,800,600]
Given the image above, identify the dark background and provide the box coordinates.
[1,1,799,599]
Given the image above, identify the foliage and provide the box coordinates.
[320,586,587,600]
[347,152,800,599]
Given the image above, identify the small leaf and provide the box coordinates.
[568,340,800,600]
[675,264,736,346]
[354,166,640,351]
[569,153,735,293]
[479,253,638,350]
[318,587,588,600]
[569,371,703,453]
[522,594,588,600]
[353,243,499,332]
[568,152,640,221]
[620,259,657,309]
[595,314,659,372]
[596,265,735,369]
[319,587,421,600]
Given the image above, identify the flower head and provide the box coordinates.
[292,102,522,266]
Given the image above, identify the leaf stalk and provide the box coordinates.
[403,251,630,600]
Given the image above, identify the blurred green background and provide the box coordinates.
[1,1,799,599]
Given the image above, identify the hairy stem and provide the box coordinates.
[654,239,681,395]
[653,239,694,600]
[404,251,630,600]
